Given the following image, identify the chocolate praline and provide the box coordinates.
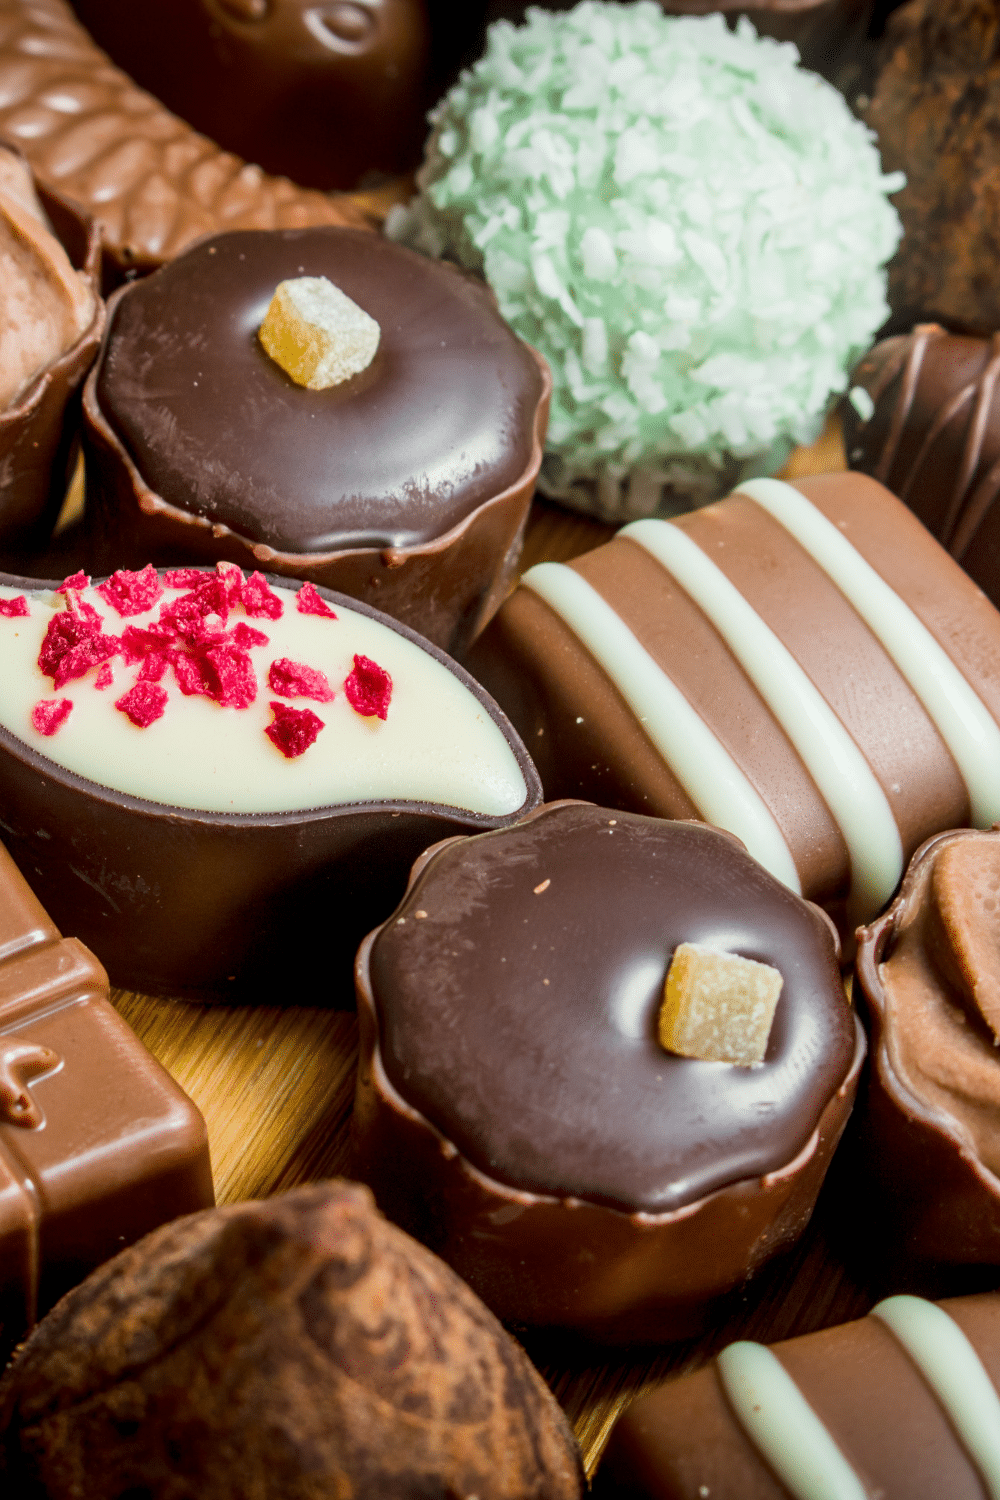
[82,228,550,654]
[352,802,865,1342]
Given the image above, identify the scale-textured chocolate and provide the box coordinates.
[0,841,213,1352]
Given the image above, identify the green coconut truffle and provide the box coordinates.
[388,2,904,520]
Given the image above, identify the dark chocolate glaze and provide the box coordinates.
[369,803,855,1213]
[94,228,544,554]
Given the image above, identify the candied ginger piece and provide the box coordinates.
[258,276,380,390]
[659,942,782,1066]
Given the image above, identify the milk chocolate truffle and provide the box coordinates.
[845,323,1000,609]
[0,147,103,551]
[0,564,541,1000]
[468,472,1000,934]
[0,1182,585,1500]
[83,227,550,653]
[352,802,865,1342]
[855,826,1000,1264]
[593,1292,1000,1499]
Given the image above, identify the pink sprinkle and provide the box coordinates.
[295,581,338,619]
[57,571,89,594]
[96,564,164,618]
[94,663,114,690]
[241,571,284,620]
[31,698,72,736]
[344,654,392,720]
[265,701,324,759]
[268,657,335,703]
[0,596,28,618]
[115,680,168,728]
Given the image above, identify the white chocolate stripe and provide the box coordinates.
[521,562,802,892]
[717,1341,869,1500]
[872,1296,1000,1500]
[738,478,1000,829]
[624,519,903,920]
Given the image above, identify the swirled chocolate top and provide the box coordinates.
[368,802,857,1213]
[95,228,545,553]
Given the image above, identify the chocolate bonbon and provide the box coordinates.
[83,227,550,654]
[0,0,368,284]
[855,826,1000,1264]
[352,801,864,1342]
[845,323,1000,609]
[0,564,541,1000]
[593,1293,1000,1499]
[0,835,212,1357]
[468,472,1000,932]
[0,1182,585,1499]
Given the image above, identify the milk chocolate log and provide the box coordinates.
[0,565,541,1000]
[0,0,368,285]
[0,1182,584,1499]
[352,802,864,1342]
[69,0,431,192]
[594,1292,1000,1499]
[0,149,104,551]
[468,473,1000,934]
[855,826,1000,1264]
[845,324,1000,609]
[82,227,550,654]
[0,836,212,1357]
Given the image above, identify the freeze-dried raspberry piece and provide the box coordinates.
[57,571,89,595]
[172,652,215,699]
[0,596,28,617]
[31,698,72,736]
[231,622,269,650]
[295,581,338,619]
[94,663,114,690]
[38,612,121,690]
[116,681,168,728]
[163,569,206,590]
[268,657,335,703]
[344,654,392,720]
[138,652,171,684]
[203,644,257,709]
[242,572,284,620]
[121,622,176,664]
[265,701,324,758]
[97,565,164,618]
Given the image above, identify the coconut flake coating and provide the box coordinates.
[391,2,903,517]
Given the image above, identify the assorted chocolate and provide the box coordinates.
[0,1181,585,1499]
[353,802,864,1341]
[469,472,1000,934]
[594,1292,1000,1499]
[845,323,1000,610]
[83,227,550,653]
[0,564,540,999]
[0,836,213,1358]
[855,826,1000,1264]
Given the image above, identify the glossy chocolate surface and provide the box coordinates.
[70,0,431,191]
[94,228,545,555]
[0,838,213,1356]
[368,804,855,1211]
[846,324,1000,609]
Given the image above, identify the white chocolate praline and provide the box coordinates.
[0,580,527,817]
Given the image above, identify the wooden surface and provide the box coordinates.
[101,412,996,1479]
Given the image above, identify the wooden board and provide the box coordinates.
[103,413,998,1479]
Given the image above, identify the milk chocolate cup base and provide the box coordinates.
[81,332,551,656]
[0,571,543,1004]
[352,893,866,1344]
[0,180,104,554]
[855,829,1000,1265]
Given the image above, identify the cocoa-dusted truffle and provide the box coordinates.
[353,802,864,1342]
[0,1181,584,1499]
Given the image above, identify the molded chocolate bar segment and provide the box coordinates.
[0,841,213,1354]
[469,472,1000,928]
[594,1293,1000,1500]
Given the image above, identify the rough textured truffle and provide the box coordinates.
[0,1181,584,1500]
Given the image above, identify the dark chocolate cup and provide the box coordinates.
[855,828,1000,1264]
[0,571,542,1003]
[351,826,867,1345]
[0,176,104,555]
[81,319,551,657]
